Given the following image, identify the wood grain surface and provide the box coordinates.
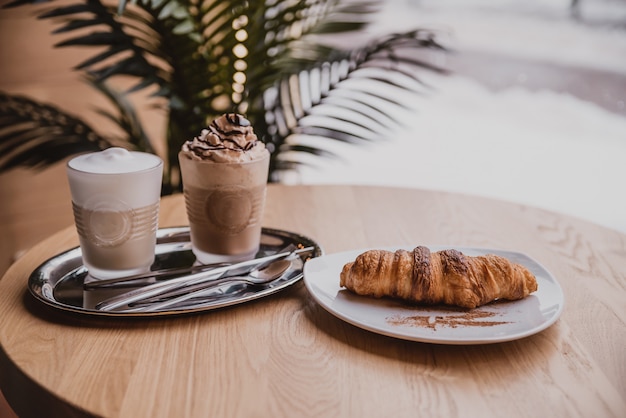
[1,185,625,417]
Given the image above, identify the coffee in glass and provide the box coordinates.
[178,113,270,263]
[67,147,163,279]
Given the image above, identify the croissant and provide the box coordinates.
[340,246,538,309]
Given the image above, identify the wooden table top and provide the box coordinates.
[1,184,624,417]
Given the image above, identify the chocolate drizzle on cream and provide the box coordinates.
[181,113,267,163]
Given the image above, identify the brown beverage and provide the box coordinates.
[178,113,270,263]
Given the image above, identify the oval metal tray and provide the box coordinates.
[28,227,323,317]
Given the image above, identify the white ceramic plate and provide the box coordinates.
[303,246,564,345]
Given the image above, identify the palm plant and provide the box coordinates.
[0,0,445,194]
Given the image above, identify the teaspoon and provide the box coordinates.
[96,258,292,312]
[127,259,292,312]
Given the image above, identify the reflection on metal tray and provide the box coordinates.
[28,227,323,317]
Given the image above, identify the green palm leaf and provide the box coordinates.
[0,93,111,170]
[33,0,170,92]
[1,0,446,192]
[258,30,446,176]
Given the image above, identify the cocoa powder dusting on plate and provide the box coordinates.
[387,307,510,331]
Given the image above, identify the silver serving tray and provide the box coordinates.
[28,227,323,317]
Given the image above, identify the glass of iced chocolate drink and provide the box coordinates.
[178,113,270,264]
[66,147,163,279]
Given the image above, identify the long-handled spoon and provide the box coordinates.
[94,246,312,311]
[131,259,292,312]
[96,257,292,312]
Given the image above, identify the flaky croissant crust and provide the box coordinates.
[340,246,538,309]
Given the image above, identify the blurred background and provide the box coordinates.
[1,1,625,414]
[2,0,625,272]
[292,0,626,234]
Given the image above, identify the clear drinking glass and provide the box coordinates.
[67,148,163,279]
[178,151,270,264]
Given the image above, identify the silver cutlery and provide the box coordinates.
[130,258,292,312]
[94,246,313,311]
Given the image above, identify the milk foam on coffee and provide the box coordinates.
[68,146,160,173]
[68,148,162,208]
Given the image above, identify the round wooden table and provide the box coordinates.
[1,185,624,417]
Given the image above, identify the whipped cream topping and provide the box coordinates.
[181,113,267,163]
[68,147,162,174]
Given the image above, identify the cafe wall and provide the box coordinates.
[0,0,166,274]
